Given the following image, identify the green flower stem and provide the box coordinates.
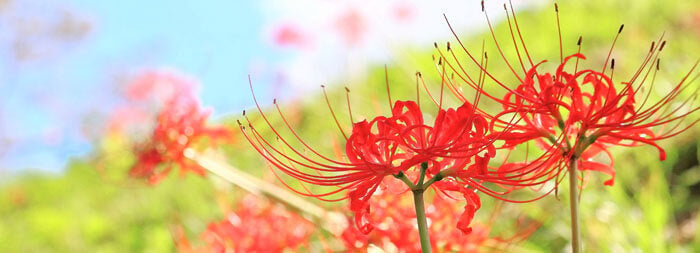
[394,171,416,189]
[422,171,444,189]
[412,188,432,253]
[568,158,582,253]
[417,162,428,185]
[396,162,435,253]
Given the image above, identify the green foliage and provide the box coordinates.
[0,156,221,252]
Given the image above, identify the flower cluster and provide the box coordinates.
[128,73,232,184]
[496,53,697,186]
[241,75,541,235]
[436,1,698,188]
[343,100,503,234]
[175,195,316,252]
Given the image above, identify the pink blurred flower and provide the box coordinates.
[124,69,197,103]
[335,8,366,47]
[272,23,311,49]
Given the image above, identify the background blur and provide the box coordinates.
[1,0,699,252]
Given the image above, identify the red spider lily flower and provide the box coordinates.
[130,90,233,184]
[497,53,698,186]
[175,195,316,253]
[435,1,699,187]
[240,76,526,235]
[345,100,498,234]
[341,189,538,252]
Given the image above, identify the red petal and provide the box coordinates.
[456,189,482,234]
[580,160,615,186]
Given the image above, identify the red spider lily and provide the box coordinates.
[435,1,699,187]
[341,189,537,252]
[130,92,233,184]
[496,53,698,186]
[175,195,316,252]
[240,73,540,235]
[344,100,498,234]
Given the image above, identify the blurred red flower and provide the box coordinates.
[175,195,315,252]
[341,189,536,252]
[129,73,232,184]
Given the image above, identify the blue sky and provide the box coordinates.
[1,0,280,172]
[71,0,276,111]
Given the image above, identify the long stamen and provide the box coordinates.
[416,72,422,108]
[637,59,660,111]
[610,59,616,81]
[503,3,528,74]
[419,63,440,106]
[443,14,523,97]
[555,3,563,64]
[508,0,534,68]
[321,85,349,140]
[574,36,582,72]
[385,65,393,110]
[482,0,525,83]
[439,56,446,110]
[601,24,624,74]
[345,87,354,124]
